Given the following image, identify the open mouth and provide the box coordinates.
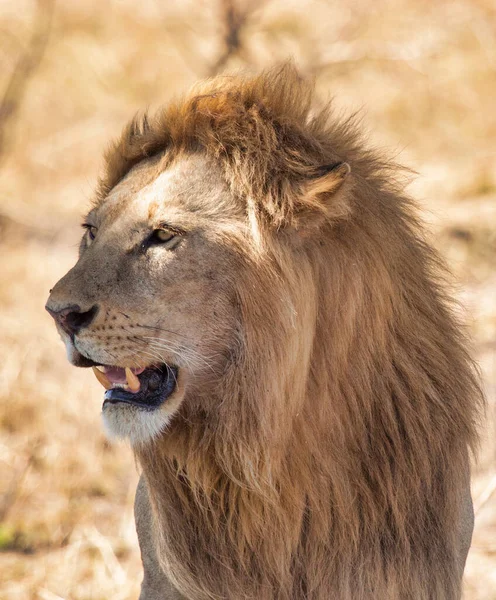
[92,364,178,410]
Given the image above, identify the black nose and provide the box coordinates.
[46,304,99,337]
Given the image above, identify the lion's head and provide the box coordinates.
[45,68,353,446]
[46,152,249,443]
[46,66,482,598]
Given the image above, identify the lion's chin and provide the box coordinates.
[102,402,172,445]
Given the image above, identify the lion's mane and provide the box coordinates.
[101,67,482,599]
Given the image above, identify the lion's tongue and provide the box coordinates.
[92,366,146,393]
[104,367,131,384]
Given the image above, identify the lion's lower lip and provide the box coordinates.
[103,365,178,410]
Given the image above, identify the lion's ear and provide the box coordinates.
[295,162,351,230]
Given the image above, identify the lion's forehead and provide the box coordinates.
[94,154,242,229]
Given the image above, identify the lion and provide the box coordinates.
[46,66,483,599]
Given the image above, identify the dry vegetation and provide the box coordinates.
[0,0,495,598]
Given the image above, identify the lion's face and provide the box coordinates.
[46,154,244,444]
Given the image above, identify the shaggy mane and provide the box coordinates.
[103,66,483,599]
[97,65,394,228]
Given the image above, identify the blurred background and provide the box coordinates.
[0,0,495,598]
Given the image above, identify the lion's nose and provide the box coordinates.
[45,303,99,337]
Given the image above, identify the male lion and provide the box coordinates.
[46,66,482,599]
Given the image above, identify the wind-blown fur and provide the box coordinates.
[104,66,482,599]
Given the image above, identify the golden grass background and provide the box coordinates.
[0,0,495,598]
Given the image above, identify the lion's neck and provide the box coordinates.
[137,419,310,600]
[134,340,471,600]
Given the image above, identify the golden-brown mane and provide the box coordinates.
[97,65,391,229]
[103,66,482,599]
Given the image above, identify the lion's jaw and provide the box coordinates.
[46,154,243,445]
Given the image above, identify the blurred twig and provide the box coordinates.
[0,0,54,163]
[208,0,263,76]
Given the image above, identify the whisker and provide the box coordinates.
[133,334,210,371]
[140,336,212,361]
[135,324,191,339]
[135,348,179,387]
[135,347,180,373]
[166,363,178,387]
[123,332,220,374]
[136,347,167,364]
[105,349,118,361]
[147,341,214,372]
[133,337,195,371]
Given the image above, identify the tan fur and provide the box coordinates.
[48,66,483,599]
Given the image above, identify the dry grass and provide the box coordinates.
[0,0,495,598]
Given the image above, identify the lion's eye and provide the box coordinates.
[82,224,98,242]
[150,229,176,245]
